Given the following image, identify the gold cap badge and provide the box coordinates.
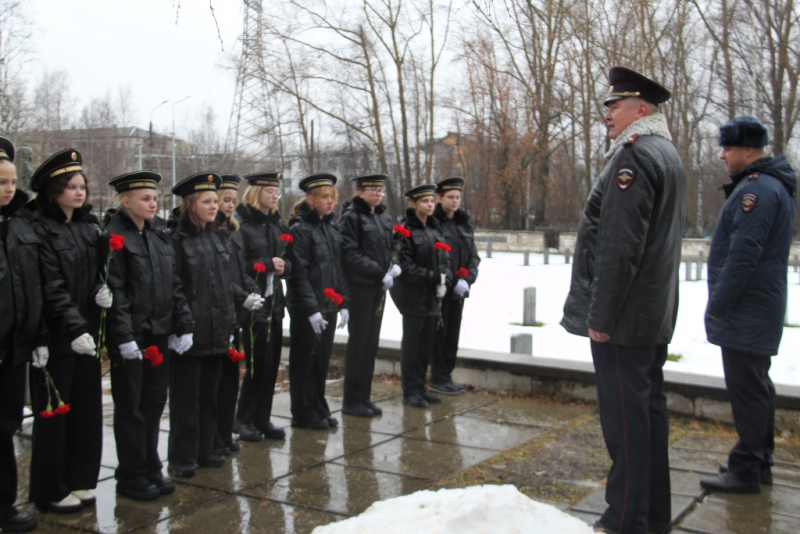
[208,175,213,181]
[71,152,77,161]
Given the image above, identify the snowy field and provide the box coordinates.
[288,251,800,387]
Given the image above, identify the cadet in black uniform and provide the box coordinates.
[429,177,480,395]
[0,137,42,533]
[338,174,399,417]
[233,172,291,441]
[389,184,450,409]
[167,172,263,477]
[286,173,349,430]
[28,149,109,513]
[103,171,195,501]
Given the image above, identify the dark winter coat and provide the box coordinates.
[232,203,293,323]
[286,202,349,317]
[705,156,797,356]
[561,130,686,346]
[30,200,105,355]
[338,196,394,287]
[390,208,451,317]
[171,215,252,356]
[102,209,194,347]
[433,203,480,299]
[0,190,46,366]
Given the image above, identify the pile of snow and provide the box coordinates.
[311,485,594,534]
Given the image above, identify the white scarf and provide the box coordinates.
[604,113,673,160]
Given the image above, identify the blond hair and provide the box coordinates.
[292,185,338,216]
[217,189,240,231]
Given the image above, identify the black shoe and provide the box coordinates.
[117,477,160,502]
[235,421,263,442]
[420,390,442,404]
[168,463,197,478]
[227,441,240,452]
[326,416,339,427]
[700,471,760,493]
[364,399,383,415]
[260,422,286,440]
[402,393,429,409]
[719,463,772,485]
[213,447,232,457]
[648,520,672,534]
[0,507,37,533]
[147,472,176,496]
[448,380,466,393]
[198,454,225,468]
[292,418,330,430]
[342,404,374,418]
[429,382,460,395]
[592,519,611,532]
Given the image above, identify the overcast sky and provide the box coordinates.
[28,0,246,139]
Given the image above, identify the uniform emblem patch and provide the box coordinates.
[741,193,757,212]
[616,167,635,190]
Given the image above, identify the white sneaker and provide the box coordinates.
[49,493,83,513]
[71,490,96,505]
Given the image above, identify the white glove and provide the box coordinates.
[243,293,265,311]
[168,334,180,352]
[179,333,193,354]
[32,347,49,368]
[436,284,446,299]
[71,333,97,356]
[338,309,349,329]
[95,285,113,309]
[264,273,275,298]
[388,264,402,278]
[308,312,328,335]
[230,334,235,344]
[119,341,142,360]
[439,273,446,286]
[381,273,394,291]
[454,279,469,297]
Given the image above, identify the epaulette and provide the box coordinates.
[747,173,759,181]
[624,133,639,147]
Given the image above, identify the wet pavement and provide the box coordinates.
[12,376,800,533]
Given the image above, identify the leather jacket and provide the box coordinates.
[338,196,395,287]
[433,203,480,299]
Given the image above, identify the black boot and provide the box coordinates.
[719,463,772,485]
[420,389,442,404]
[198,454,226,468]
[260,421,286,440]
[235,420,263,442]
[117,476,160,502]
[147,471,176,495]
[342,403,374,418]
[167,463,197,478]
[402,393,429,409]
[700,471,760,493]
[364,399,383,415]
[326,416,339,427]
[0,506,37,533]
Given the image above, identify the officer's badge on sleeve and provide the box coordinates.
[616,167,635,190]
[741,193,757,212]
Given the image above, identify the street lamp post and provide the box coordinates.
[171,95,191,209]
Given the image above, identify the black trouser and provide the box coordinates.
[168,355,221,468]
[215,330,240,449]
[109,336,169,483]
[29,351,103,507]
[721,347,775,482]
[591,341,671,534]
[0,360,25,510]
[343,284,384,407]
[431,297,464,385]
[400,315,437,398]
[289,310,335,426]
[237,319,282,431]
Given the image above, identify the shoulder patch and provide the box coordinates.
[747,173,759,181]
[624,133,639,147]
[741,192,758,212]
[616,166,636,190]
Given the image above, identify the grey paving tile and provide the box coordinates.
[679,499,800,534]
[173,448,293,492]
[572,486,695,525]
[706,484,800,519]
[468,397,594,428]
[404,414,545,451]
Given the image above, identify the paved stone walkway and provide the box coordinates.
[12,377,800,533]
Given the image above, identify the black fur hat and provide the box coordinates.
[718,116,769,148]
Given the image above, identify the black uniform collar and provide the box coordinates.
[35,198,98,225]
[110,208,153,232]
[722,157,773,199]
[350,195,386,215]
[236,203,282,224]
[0,189,29,217]
[297,201,335,225]
[433,203,469,224]
[404,207,438,229]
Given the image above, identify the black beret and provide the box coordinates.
[299,172,338,192]
[404,183,437,199]
[172,171,222,197]
[0,136,14,162]
[108,171,162,193]
[220,174,243,190]
[718,116,769,148]
[351,173,388,187]
[30,148,84,193]
[604,67,671,107]
[436,177,465,193]
[245,171,282,187]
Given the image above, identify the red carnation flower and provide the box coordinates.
[226,348,245,362]
[434,242,452,253]
[332,294,344,306]
[54,403,71,415]
[40,410,55,419]
[456,267,469,277]
[143,346,164,367]
[323,288,336,299]
[280,233,293,243]
[393,225,411,238]
[253,262,267,273]
[109,234,125,251]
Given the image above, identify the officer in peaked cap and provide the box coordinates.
[171,171,222,197]
[108,171,162,192]
[561,67,685,534]
[298,172,337,192]
[219,174,242,191]
[30,148,84,193]
[245,171,283,187]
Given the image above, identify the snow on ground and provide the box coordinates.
[286,251,800,387]
[311,485,594,534]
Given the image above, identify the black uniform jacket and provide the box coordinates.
[561,134,686,346]
[433,203,480,299]
[390,208,451,317]
[286,202,349,318]
[171,215,252,356]
[0,190,47,365]
[232,203,293,324]
[102,209,194,347]
[338,196,394,288]
[30,200,104,355]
